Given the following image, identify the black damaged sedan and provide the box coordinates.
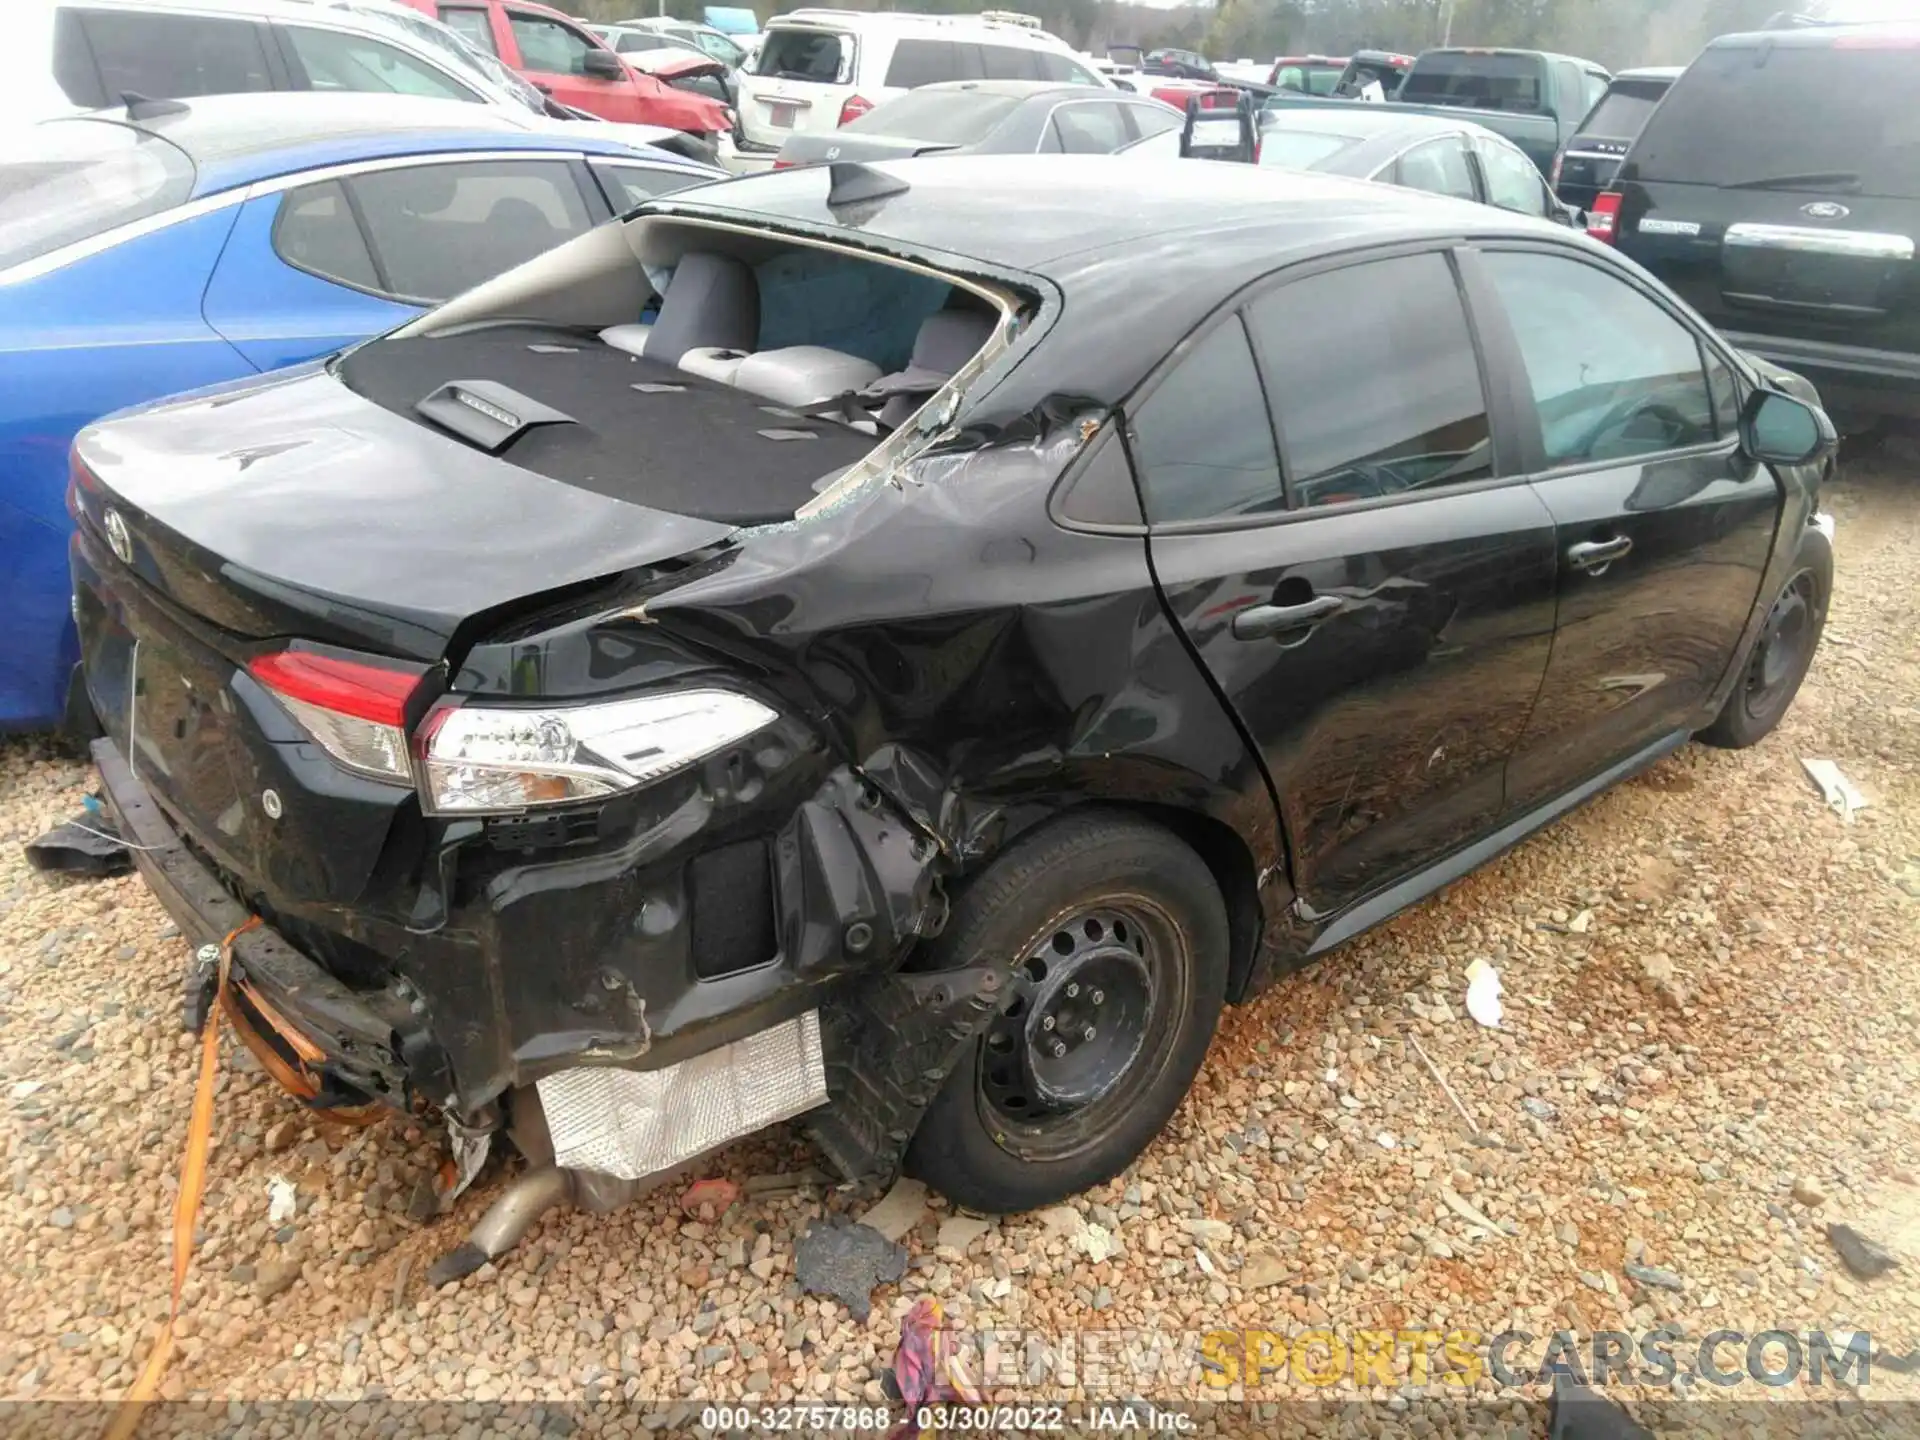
[70,155,1836,1229]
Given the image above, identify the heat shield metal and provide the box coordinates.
[536,1011,827,1181]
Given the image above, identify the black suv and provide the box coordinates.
[1605,25,1920,427]
[1552,65,1681,215]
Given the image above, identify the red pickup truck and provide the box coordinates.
[406,0,729,139]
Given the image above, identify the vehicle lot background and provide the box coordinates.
[1,459,1916,1408]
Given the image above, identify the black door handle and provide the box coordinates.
[1567,535,1633,572]
[1231,593,1347,641]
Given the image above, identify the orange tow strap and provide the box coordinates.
[104,917,259,1440]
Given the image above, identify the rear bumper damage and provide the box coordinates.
[92,732,1001,1193]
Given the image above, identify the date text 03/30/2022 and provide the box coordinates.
[697,1404,1195,1432]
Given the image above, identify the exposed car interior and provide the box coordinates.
[340,216,1016,525]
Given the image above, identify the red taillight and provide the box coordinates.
[248,650,425,783]
[248,651,421,727]
[837,94,872,126]
[1587,191,1622,244]
[772,158,793,169]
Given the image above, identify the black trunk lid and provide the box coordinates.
[70,359,740,663]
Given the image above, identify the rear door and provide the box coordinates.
[1614,37,1920,366]
[1137,247,1558,919]
[1464,244,1779,808]
[1390,136,1480,204]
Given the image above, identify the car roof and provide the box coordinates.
[766,7,1066,42]
[1258,107,1485,141]
[48,0,433,30]
[1609,65,1685,82]
[1711,18,1920,46]
[913,79,1121,100]
[660,155,1575,407]
[1419,46,1605,67]
[46,92,702,196]
[666,152,1550,275]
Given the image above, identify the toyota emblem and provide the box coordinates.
[104,509,133,566]
[1801,201,1851,220]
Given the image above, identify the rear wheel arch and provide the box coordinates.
[952,798,1273,1006]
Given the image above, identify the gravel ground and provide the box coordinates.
[2,461,1917,1430]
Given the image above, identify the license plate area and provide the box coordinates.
[130,635,255,856]
[768,100,799,127]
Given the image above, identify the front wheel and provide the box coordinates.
[904,812,1227,1214]
[1698,523,1832,749]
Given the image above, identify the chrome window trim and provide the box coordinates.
[1723,224,1915,261]
[0,149,587,287]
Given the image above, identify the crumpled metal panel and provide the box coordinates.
[537,1011,827,1181]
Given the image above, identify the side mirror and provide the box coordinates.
[582,47,625,80]
[1741,388,1836,466]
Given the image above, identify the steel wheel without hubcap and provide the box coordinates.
[1743,570,1818,722]
[976,901,1189,1163]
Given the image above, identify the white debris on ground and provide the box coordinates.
[1,464,1917,1415]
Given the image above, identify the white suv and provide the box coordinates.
[733,8,1107,167]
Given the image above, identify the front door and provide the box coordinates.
[1465,246,1781,809]
[502,7,636,120]
[1137,249,1560,919]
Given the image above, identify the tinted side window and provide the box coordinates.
[1050,102,1129,154]
[508,12,595,75]
[80,11,273,101]
[1127,102,1180,140]
[885,38,972,87]
[1394,138,1476,201]
[1248,253,1492,509]
[345,159,591,302]
[1481,250,1716,467]
[1552,60,1584,119]
[438,6,497,54]
[1479,138,1547,215]
[979,43,1043,80]
[591,161,709,209]
[273,179,380,292]
[1130,318,1284,524]
[53,10,106,107]
[1037,50,1101,85]
[283,27,476,100]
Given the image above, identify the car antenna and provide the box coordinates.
[121,92,192,120]
[826,162,910,208]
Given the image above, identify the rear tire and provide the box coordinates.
[1698,524,1832,749]
[904,812,1228,1215]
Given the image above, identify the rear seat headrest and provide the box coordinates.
[734,346,882,410]
[645,252,759,368]
[908,309,996,378]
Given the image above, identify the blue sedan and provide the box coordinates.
[0,92,722,732]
